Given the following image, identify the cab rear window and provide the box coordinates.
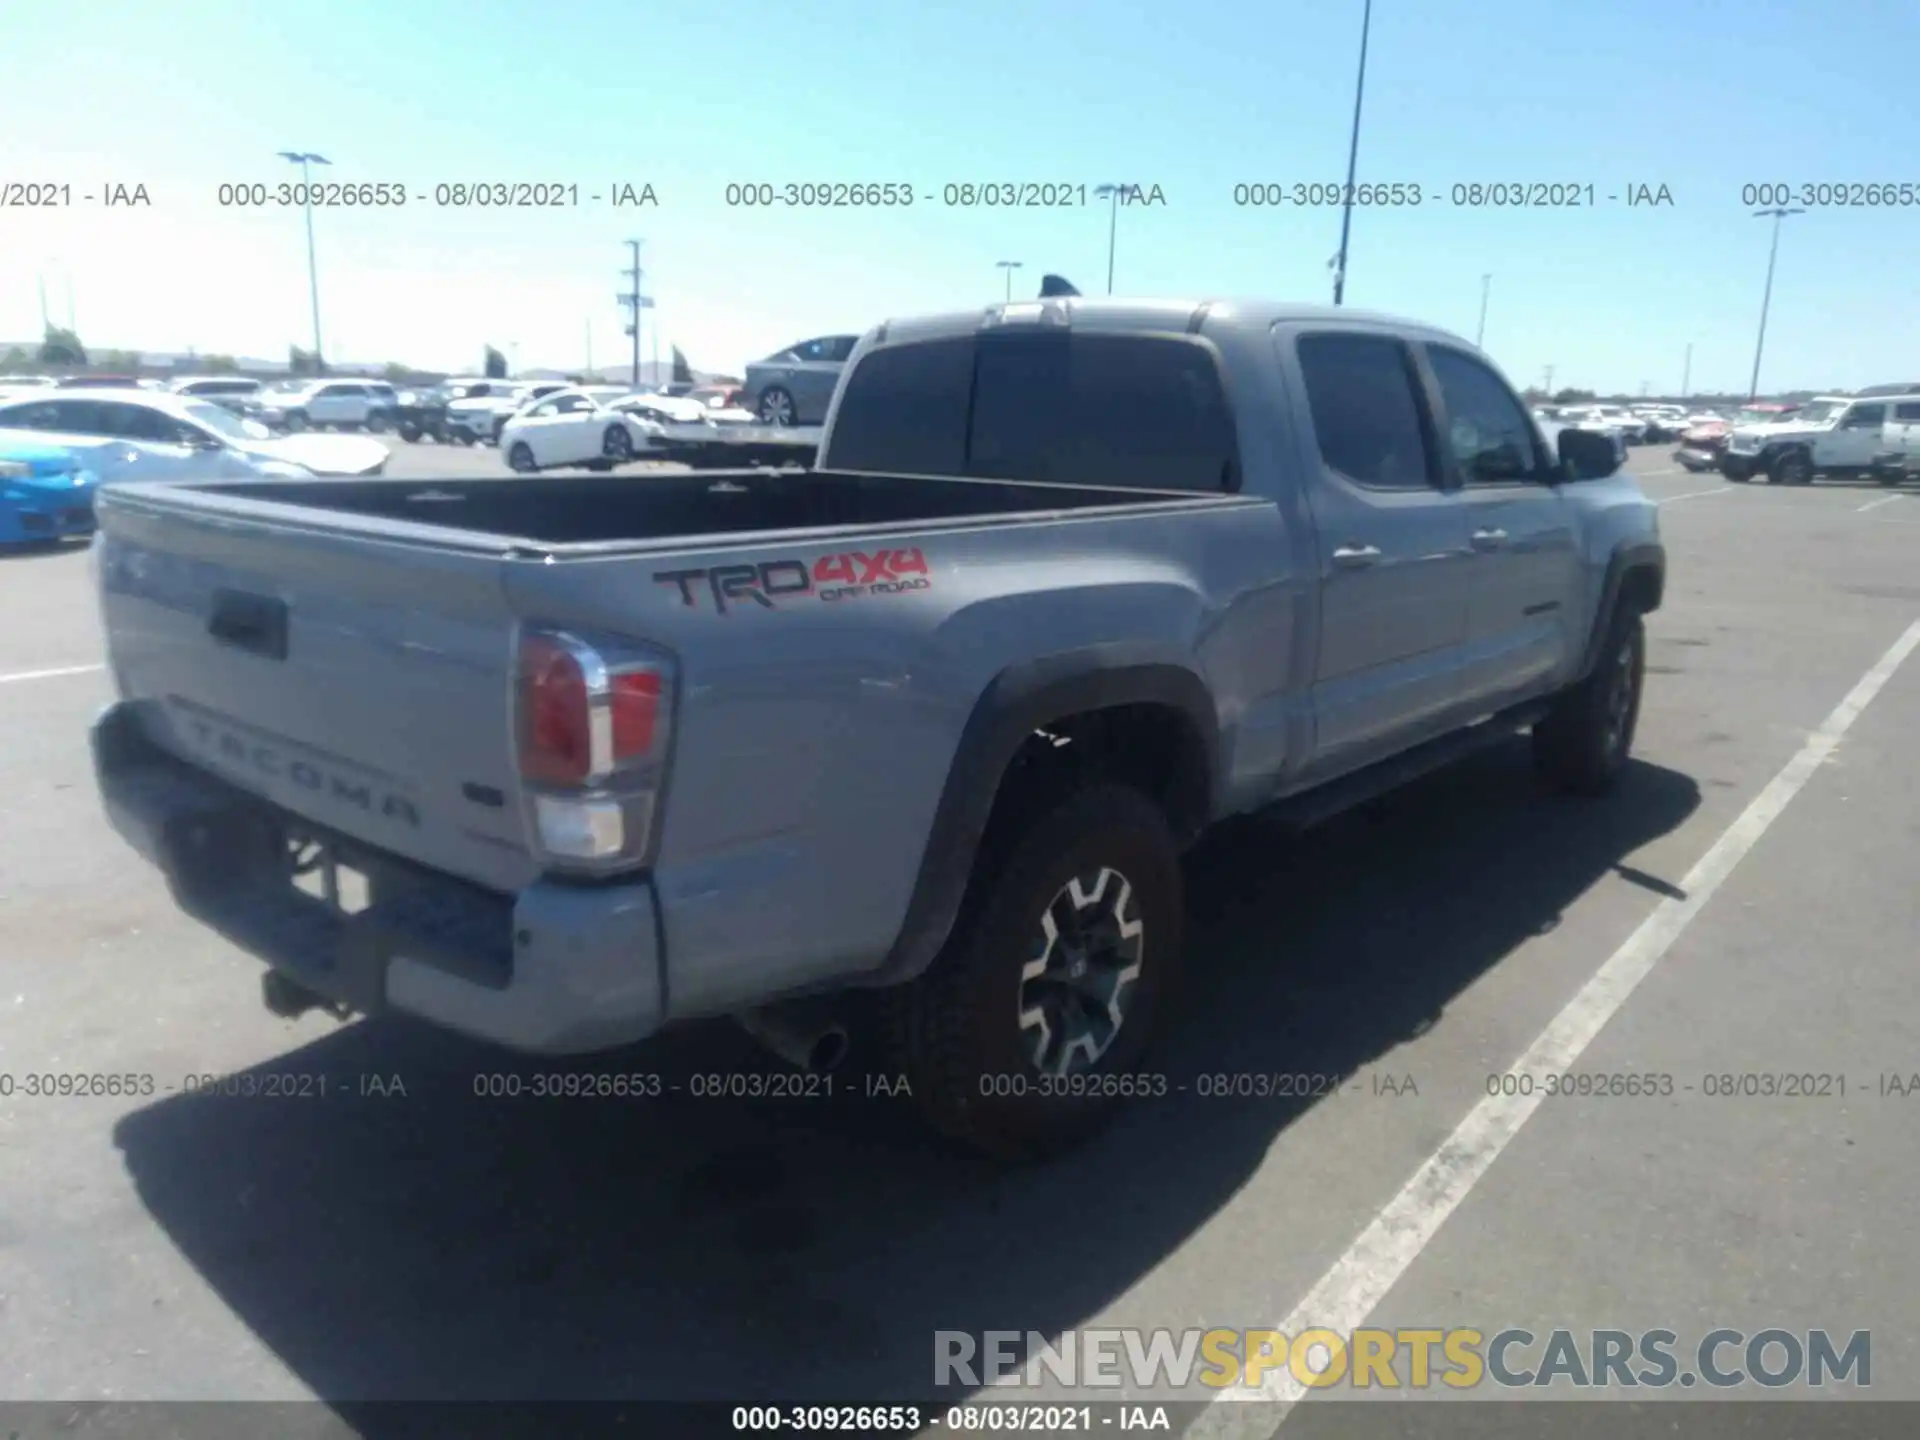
[825,331,1239,492]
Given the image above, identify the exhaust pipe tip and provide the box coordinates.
[805,1025,851,1074]
[736,1000,851,1074]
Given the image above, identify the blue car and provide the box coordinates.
[0,434,99,547]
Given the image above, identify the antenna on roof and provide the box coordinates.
[1039,274,1081,298]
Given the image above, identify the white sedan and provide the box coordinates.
[0,389,389,482]
[499,386,734,472]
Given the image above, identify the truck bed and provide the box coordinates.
[179,468,1226,548]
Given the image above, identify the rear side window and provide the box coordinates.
[1895,403,1920,422]
[1296,334,1435,490]
[823,337,973,474]
[828,331,1238,492]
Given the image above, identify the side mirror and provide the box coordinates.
[1557,426,1622,481]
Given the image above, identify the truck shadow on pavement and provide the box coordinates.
[112,743,1699,1414]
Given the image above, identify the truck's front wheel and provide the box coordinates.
[1533,605,1646,796]
[885,784,1183,1161]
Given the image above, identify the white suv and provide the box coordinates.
[253,379,389,433]
[1721,394,1920,485]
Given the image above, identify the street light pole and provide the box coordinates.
[1475,273,1491,347]
[1094,185,1128,294]
[996,259,1024,301]
[277,151,330,372]
[1681,342,1692,399]
[1747,206,1804,401]
[1331,0,1374,306]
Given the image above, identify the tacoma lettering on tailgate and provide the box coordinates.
[654,547,931,615]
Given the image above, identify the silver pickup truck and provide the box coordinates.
[90,296,1664,1158]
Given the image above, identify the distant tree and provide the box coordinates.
[200,354,240,374]
[483,345,507,378]
[1552,387,1596,405]
[289,345,320,376]
[38,326,87,366]
[0,346,32,373]
[381,361,411,383]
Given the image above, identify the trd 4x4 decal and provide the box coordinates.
[654,547,932,614]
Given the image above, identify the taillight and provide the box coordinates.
[520,634,592,786]
[516,627,674,870]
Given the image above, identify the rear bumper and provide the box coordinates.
[92,700,666,1055]
[1673,445,1719,471]
[1871,450,1916,479]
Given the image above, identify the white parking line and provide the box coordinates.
[1191,613,1920,1437]
[1857,492,1907,514]
[0,662,104,686]
[1656,484,1731,505]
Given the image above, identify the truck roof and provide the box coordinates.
[869,297,1475,350]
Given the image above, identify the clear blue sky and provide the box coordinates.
[4,0,1916,393]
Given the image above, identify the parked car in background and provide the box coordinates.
[250,379,392,434]
[56,375,143,389]
[1631,405,1687,442]
[364,381,400,430]
[446,382,571,446]
[0,434,98,547]
[170,376,264,415]
[1674,414,1733,471]
[0,390,388,482]
[1558,406,1634,449]
[1585,405,1649,444]
[0,375,57,388]
[742,334,860,426]
[686,384,755,421]
[1721,394,1916,484]
[387,378,496,443]
[497,385,651,470]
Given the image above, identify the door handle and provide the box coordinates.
[1471,528,1509,549]
[1331,544,1382,568]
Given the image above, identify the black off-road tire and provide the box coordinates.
[1533,606,1646,797]
[882,784,1184,1161]
[1770,448,1814,486]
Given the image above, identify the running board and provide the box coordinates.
[1262,702,1550,833]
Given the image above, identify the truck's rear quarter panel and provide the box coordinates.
[507,496,1290,1016]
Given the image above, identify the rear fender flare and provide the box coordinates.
[868,645,1219,986]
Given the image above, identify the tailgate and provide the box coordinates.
[96,492,538,894]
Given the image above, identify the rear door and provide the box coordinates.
[1416,342,1581,708]
[1285,330,1476,776]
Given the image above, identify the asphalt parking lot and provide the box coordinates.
[3,450,1919,1425]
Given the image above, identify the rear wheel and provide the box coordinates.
[282,410,308,433]
[367,413,388,434]
[758,386,797,427]
[603,425,635,463]
[1533,606,1646,797]
[883,784,1183,1161]
[506,441,537,473]
[397,422,422,443]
